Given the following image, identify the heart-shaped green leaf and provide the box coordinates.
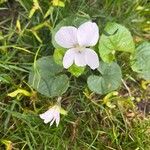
[99,22,135,62]
[131,42,150,80]
[28,56,69,97]
[68,64,85,77]
[53,48,65,65]
[87,61,122,94]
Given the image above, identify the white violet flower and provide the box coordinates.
[55,21,100,70]
[39,105,60,127]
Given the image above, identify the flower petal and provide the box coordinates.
[55,112,60,127]
[40,109,55,124]
[50,118,55,126]
[74,50,86,67]
[77,21,99,47]
[55,26,78,48]
[63,48,76,68]
[85,48,99,70]
[44,115,54,124]
[39,109,52,120]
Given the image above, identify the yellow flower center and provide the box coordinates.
[75,45,85,52]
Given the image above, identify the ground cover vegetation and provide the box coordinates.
[0,0,150,149]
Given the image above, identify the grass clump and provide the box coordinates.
[0,0,150,149]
